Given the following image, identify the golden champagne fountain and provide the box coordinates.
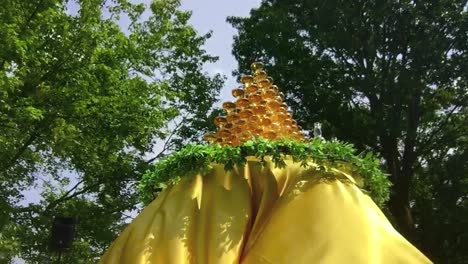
[204,62,304,146]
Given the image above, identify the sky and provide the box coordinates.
[179,0,262,104]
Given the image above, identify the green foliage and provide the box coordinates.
[140,138,391,207]
[411,127,468,263]
[0,0,223,262]
[228,0,467,262]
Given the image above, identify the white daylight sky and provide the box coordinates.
[179,0,262,103]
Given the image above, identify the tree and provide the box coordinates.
[0,0,223,262]
[411,112,468,262]
[228,0,467,262]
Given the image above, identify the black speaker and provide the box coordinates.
[49,217,76,252]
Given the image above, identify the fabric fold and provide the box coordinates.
[100,158,431,264]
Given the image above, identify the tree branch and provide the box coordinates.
[146,117,187,163]
[56,179,85,202]
[401,86,423,185]
[0,130,40,174]
[418,104,463,154]
[45,181,101,212]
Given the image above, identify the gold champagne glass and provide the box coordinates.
[253,105,267,115]
[236,119,247,126]
[222,101,236,113]
[240,75,254,86]
[219,129,231,138]
[224,122,234,129]
[279,103,288,112]
[271,85,279,93]
[258,79,271,89]
[248,92,262,103]
[278,92,285,100]
[214,116,227,127]
[239,109,254,119]
[254,70,267,82]
[245,84,259,94]
[203,133,216,143]
[270,122,280,131]
[266,100,281,110]
[249,115,261,124]
[263,89,277,99]
[235,98,250,108]
[251,62,264,73]
[263,130,277,140]
[232,88,245,98]
[226,114,239,123]
[283,119,293,126]
[260,117,272,126]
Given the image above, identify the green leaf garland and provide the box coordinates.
[139,138,391,207]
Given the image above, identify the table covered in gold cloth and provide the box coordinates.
[100,158,431,264]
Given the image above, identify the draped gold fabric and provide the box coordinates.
[100,158,431,264]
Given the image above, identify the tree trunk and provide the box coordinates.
[380,134,416,242]
[391,85,422,242]
[388,184,415,241]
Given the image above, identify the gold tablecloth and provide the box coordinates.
[100,158,431,263]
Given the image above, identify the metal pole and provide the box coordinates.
[56,251,62,264]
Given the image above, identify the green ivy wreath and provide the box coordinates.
[139,137,391,207]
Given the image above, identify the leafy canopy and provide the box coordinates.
[228,0,467,262]
[0,0,223,262]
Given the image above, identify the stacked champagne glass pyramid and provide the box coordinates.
[204,62,305,146]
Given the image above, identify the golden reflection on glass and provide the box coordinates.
[252,128,263,136]
[227,114,239,123]
[214,116,227,127]
[240,75,254,86]
[263,89,276,99]
[266,100,281,110]
[258,79,270,88]
[232,88,244,98]
[245,84,259,94]
[224,122,234,129]
[239,109,253,119]
[278,92,285,100]
[233,126,243,134]
[236,98,250,108]
[219,129,231,138]
[237,119,247,126]
[253,105,267,115]
[270,123,280,132]
[249,115,261,124]
[222,102,236,112]
[263,130,277,139]
[251,62,264,72]
[283,119,293,127]
[254,70,267,82]
[248,93,262,103]
[203,133,216,142]
[260,118,272,126]
[271,113,286,123]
